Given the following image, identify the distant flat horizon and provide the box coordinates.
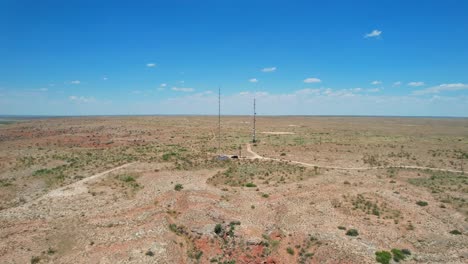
[1,114,467,119]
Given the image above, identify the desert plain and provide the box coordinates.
[0,116,467,263]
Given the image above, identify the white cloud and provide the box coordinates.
[146,63,156,67]
[70,80,80,85]
[171,87,194,92]
[365,29,382,38]
[160,83,167,87]
[371,80,382,85]
[408,81,425,87]
[261,67,276,72]
[38,88,48,92]
[103,76,108,81]
[238,91,269,97]
[367,88,381,93]
[146,88,467,117]
[304,78,322,83]
[350,88,363,92]
[295,88,321,95]
[249,78,258,83]
[69,95,95,103]
[393,81,401,86]
[412,83,468,95]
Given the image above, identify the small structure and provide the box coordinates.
[216,154,239,161]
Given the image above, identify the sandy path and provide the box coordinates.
[41,162,138,199]
[245,143,465,173]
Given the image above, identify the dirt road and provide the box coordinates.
[245,143,464,173]
[41,162,138,199]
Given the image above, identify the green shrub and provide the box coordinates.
[401,249,411,255]
[229,221,241,226]
[188,249,203,260]
[261,193,269,198]
[214,224,223,235]
[33,168,52,176]
[345,229,359,236]
[391,249,406,262]
[245,182,257,187]
[174,183,183,191]
[416,201,428,206]
[162,152,177,161]
[31,256,41,264]
[120,175,135,182]
[449,229,462,235]
[338,226,346,230]
[375,251,392,264]
[286,247,294,255]
[169,223,178,233]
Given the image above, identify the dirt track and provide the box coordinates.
[245,143,465,173]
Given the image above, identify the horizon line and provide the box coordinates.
[1,114,467,119]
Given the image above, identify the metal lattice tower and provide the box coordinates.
[252,97,256,143]
[218,86,221,153]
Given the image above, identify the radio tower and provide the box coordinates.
[218,86,221,153]
[252,97,256,143]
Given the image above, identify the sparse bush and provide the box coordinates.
[31,256,41,264]
[338,226,346,230]
[169,223,187,236]
[120,175,135,182]
[375,251,392,264]
[345,229,359,236]
[162,152,177,161]
[188,249,203,260]
[229,220,241,226]
[174,184,183,191]
[0,177,15,188]
[391,249,406,262]
[245,182,257,187]
[449,229,462,235]
[363,154,382,166]
[145,250,154,256]
[401,249,411,256]
[214,224,224,235]
[286,247,295,255]
[261,193,269,198]
[169,223,178,233]
[416,201,428,206]
[372,207,380,216]
[47,247,56,255]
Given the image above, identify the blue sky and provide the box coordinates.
[1,0,467,116]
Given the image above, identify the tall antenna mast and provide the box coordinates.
[218,86,221,153]
[252,96,256,143]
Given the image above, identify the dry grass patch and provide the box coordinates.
[207,160,317,187]
[408,170,468,217]
[342,193,403,221]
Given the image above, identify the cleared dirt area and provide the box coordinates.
[0,116,467,263]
